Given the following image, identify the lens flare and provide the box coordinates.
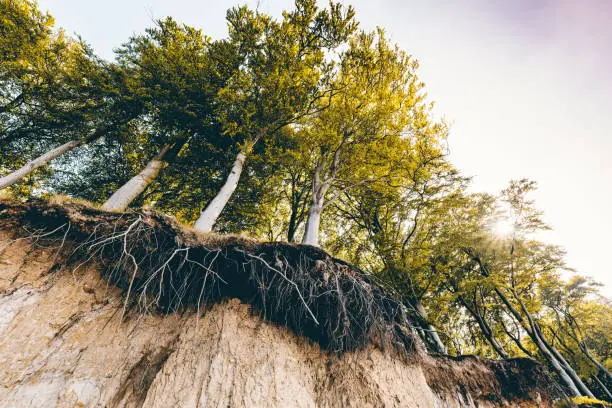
[492,219,515,237]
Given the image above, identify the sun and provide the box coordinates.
[492,218,515,237]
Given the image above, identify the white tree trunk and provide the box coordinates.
[544,333,596,398]
[193,150,247,232]
[0,139,83,191]
[415,302,447,354]
[301,163,330,248]
[532,326,583,397]
[424,322,447,355]
[101,145,171,212]
[302,201,323,247]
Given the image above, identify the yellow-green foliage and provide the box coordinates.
[46,194,99,208]
[0,189,13,200]
[572,396,611,406]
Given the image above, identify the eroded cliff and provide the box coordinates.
[0,200,560,407]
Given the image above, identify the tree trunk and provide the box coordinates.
[509,334,534,358]
[533,327,582,397]
[420,322,447,355]
[414,301,447,354]
[286,173,309,243]
[101,144,171,212]
[500,317,534,357]
[457,295,509,359]
[287,210,299,243]
[579,343,612,382]
[0,126,109,191]
[592,374,612,401]
[482,324,510,360]
[194,150,247,232]
[492,287,583,397]
[525,315,583,397]
[542,334,596,398]
[0,139,84,191]
[302,163,330,247]
[302,201,323,246]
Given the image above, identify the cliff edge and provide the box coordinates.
[0,200,561,407]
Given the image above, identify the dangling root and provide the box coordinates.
[0,199,417,355]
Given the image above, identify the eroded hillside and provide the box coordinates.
[0,200,560,407]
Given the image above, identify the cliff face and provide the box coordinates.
[0,201,557,408]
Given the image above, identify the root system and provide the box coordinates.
[0,199,415,354]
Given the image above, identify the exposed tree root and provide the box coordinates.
[0,199,570,406]
[0,199,416,355]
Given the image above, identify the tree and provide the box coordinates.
[0,0,135,192]
[542,276,612,399]
[192,0,357,232]
[0,0,54,115]
[459,180,597,397]
[299,29,427,246]
[100,18,224,211]
[317,116,455,352]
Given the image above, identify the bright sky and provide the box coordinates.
[38,0,612,296]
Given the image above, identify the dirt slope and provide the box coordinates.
[0,200,557,407]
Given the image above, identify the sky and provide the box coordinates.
[37,0,612,296]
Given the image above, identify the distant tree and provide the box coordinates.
[542,276,612,399]
[457,180,597,397]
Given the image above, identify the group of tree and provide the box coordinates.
[1,0,609,401]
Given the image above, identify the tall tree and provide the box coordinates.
[0,0,136,191]
[299,29,426,246]
[193,0,356,232]
[100,18,224,211]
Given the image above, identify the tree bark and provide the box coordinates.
[101,144,171,212]
[457,294,509,359]
[302,162,331,247]
[302,201,323,246]
[414,301,447,354]
[592,374,612,401]
[194,150,247,232]
[0,139,84,191]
